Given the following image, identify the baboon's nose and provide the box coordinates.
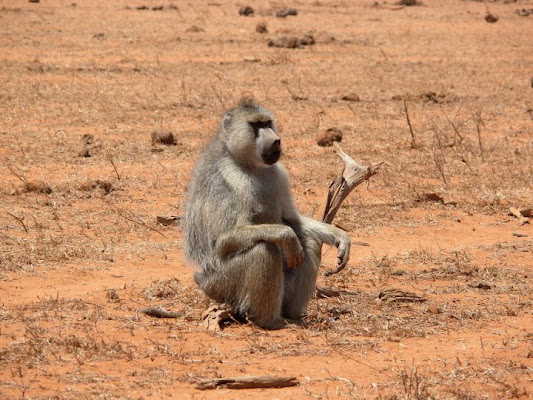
[271,139,281,152]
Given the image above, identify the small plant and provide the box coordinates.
[397,365,432,400]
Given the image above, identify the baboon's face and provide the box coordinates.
[250,120,281,166]
[223,107,281,168]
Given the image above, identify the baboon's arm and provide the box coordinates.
[292,215,351,272]
[278,179,350,270]
[214,224,304,268]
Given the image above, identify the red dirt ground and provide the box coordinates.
[1,0,532,398]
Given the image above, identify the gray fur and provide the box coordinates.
[184,99,350,329]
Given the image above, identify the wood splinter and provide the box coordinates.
[319,142,383,275]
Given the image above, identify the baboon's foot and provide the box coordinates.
[258,317,303,330]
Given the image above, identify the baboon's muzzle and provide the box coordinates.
[262,139,281,165]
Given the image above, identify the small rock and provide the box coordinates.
[268,35,314,49]
[268,36,301,49]
[82,133,95,145]
[256,21,268,33]
[78,147,92,157]
[428,305,441,314]
[516,8,533,17]
[397,0,421,5]
[79,180,113,194]
[420,91,439,103]
[485,13,499,23]
[243,55,259,62]
[239,6,254,16]
[341,93,360,102]
[417,192,444,204]
[285,37,301,48]
[151,130,176,145]
[106,289,120,302]
[299,34,315,46]
[276,7,298,18]
[316,127,342,147]
[79,134,100,157]
[420,91,447,103]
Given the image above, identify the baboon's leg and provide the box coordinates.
[197,242,286,329]
[235,242,285,328]
[194,270,227,304]
[282,235,322,320]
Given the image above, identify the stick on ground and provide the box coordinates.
[196,375,298,390]
[316,285,360,298]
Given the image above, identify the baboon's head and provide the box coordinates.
[221,98,281,168]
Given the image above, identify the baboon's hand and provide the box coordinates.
[281,228,304,268]
[335,233,351,271]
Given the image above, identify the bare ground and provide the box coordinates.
[0,0,532,398]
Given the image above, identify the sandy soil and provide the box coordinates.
[1,0,532,398]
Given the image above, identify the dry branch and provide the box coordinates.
[105,151,121,181]
[110,205,165,237]
[403,95,417,148]
[196,375,298,390]
[319,142,383,224]
[140,306,183,318]
[317,142,382,276]
[378,288,427,303]
[6,212,29,233]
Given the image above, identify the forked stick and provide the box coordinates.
[319,142,383,274]
[320,142,383,223]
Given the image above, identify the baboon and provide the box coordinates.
[184,98,350,329]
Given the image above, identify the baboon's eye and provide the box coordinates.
[249,120,272,137]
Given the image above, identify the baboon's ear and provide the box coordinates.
[223,112,233,131]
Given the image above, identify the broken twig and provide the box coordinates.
[140,306,183,318]
[316,285,360,298]
[377,288,427,303]
[196,375,298,390]
[319,142,383,224]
